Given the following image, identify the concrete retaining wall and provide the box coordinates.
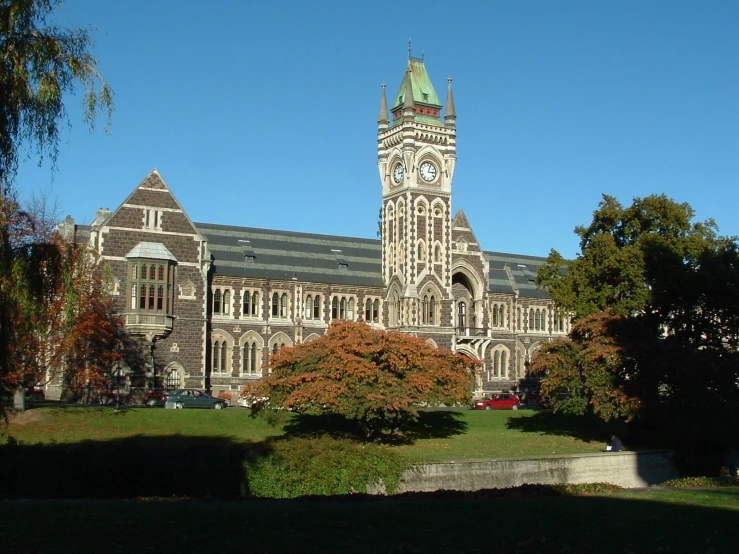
[397,451,681,492]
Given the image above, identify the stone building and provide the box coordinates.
[50,54,569,402]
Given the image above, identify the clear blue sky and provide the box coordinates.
[14,0,739,259]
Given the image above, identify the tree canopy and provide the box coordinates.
[243,320,477,441]
[0,0,113,189]
[533,194,739,443]
[0,194,121,410]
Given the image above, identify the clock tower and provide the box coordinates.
[377,51,457,339]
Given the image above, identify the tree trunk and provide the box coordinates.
[13,386,26,411]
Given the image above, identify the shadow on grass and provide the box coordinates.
[505,409,630,444]
[280,410,468,445]
[0,434,265,499]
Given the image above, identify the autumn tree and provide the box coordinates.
[534,194,739,441]
[243,320,477,441]
[0,194,121,410]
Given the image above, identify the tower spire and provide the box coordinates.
[378,82,389,126]
[445,75,456,126]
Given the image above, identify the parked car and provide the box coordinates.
[164,389,228,409]
[474,393,521,410]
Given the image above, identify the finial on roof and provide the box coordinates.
[378,82,389,125]
[408,39,412,60]
[445,75,456,124]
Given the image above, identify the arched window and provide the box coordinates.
[429,296,436,325]
[212,342,220,372]
[529,308,534,331]
[165,369,180,390]
[517,307,522,330]
[494,350,500,377]
[280,293,288,318]
[373,299,380,323]
[501,351,508,378]
[223,290,230,315]
[250,343,257,373]
[272,343,279,355]
[271,293,279,317]
[348,298,354,320]
[340,297,347,319]
[213,290,222,314]
[139,285,146,309]
[220,341,227,372]
[422,295,429,324]
[313,295,321,319]
[365,299,372,321]
[417,242,426,263]
[305,295,313,319]
[434,244,442,263]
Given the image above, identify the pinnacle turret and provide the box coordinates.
[378,82,389,126]
[445,76,456,126]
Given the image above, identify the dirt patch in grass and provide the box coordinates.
[3,408,44,427]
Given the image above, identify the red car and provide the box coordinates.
[474,393,521,410]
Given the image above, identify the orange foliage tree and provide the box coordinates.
[243,320,478,440]
[0,195,121,410]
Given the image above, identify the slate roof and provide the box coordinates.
[194,223,385,287]
[196,222,551,300]
[485,251,550,299]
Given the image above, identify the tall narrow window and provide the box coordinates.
[250,343,257,373]
[131,265,138,280]
[494,351,500,377]
[280,293,287,318]
[158,265,164,280]
[212,342,219,372]
[139,285,146,309]
[529,309,534,331]
[141,264,147,280]
[157,286,164,310]
[313,295,320,319]
[243,291,250,317]
[429,296,436,325]
[493,305,499,327]
[458,302,466,331]
[130,286,136,310]
[517,307,522,330]
[365,299,372,321]
[373,299,380,323]
[434,244,442,263]
[148,286,155,310]
[499,306,505,328]
[252,292,259,316]
[223,290,230,315]
[305,295,313,319]
[340,297,346,319]
[501,351,508,378]
[332,297,338,319]
[213,290,221,314]
[272,293,279,317]
[220,342,227,373]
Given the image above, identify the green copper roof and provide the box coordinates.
[392,58,441,110]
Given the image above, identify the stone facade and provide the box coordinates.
[53,55,570,402]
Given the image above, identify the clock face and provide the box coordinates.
[392,163,404,184]
[419,161,437,182]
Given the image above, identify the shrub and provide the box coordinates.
[243,435,410,498]
[551,482,624,495]
[660,476,739,488]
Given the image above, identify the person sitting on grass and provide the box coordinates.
[606,434,622,452]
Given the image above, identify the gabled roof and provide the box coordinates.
[392,57,442,125]
[194,223,384,287]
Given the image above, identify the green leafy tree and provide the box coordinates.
[243,320,477,441]
[534,194,739,441]
[0,0,114,189]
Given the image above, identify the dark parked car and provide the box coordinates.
[474,393,521,410]
[164,389,228,410]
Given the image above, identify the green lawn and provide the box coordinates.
[3,405,623,461]
[1,488,738,553]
